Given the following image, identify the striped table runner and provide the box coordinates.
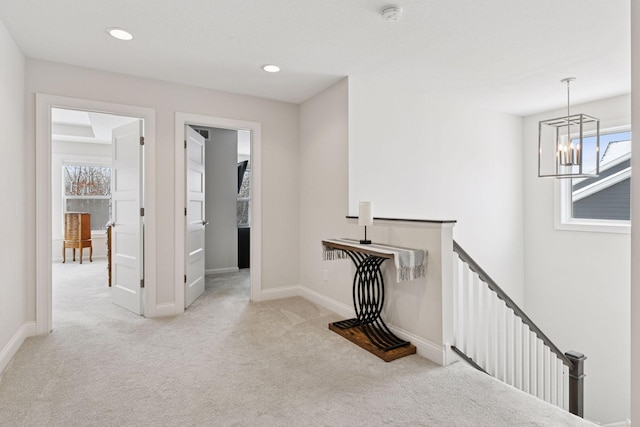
[322,238,427,282]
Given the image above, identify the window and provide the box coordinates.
[237,161,250,227]
[63,164,111,231]
[558,128,631,232]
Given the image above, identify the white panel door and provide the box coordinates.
[111,120,144,315]
[185,126,206,308]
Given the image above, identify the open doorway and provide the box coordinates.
[184,126,252,308]
[175,112,262,310]
[35,93,160,334]
[50,108,141,326]
[36,94,157,335]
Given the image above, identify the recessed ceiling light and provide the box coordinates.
[106,28,133,41]
[262,64,281,73]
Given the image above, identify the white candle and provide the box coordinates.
[358,201,373,226]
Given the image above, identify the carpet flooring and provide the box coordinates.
[0,260,595,426]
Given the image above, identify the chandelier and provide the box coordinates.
[538,78,600,178]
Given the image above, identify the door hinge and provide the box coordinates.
[184,140,187,149]
[140,279,145,288]
[140,136,145,146]
[184,207,187,216]
[184,274,187,284]
[140,207,145,217]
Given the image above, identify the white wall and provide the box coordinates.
[299,78,353,304]
[25,59,299,319]
[204,127,238,272]
[298,78,455,363]
[632,1,640,423]
[348,79,525,303]
[51,141,111,260]
[0,19,29,371]
[523,94,631,424]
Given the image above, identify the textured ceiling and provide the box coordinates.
[0,0,630,115]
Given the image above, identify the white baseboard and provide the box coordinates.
[299,286,354,319]
[298,285,445,365]
[205,267,239,275]
[387,324,446,365]
[600,420,631,427]
[0,321,36,374]
[149,303,179,318]
[259,285,300,301]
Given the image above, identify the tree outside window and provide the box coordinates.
[63,164,111,231]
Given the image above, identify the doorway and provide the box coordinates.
[175,113,262,310]
[35,94,157,335]
[184,125,252,308]
[50,108,146,323]
[51,108,143,324]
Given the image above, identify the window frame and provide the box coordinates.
[62,161,112,235]
[555,122,631,234]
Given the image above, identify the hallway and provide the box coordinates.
[0,268,592,426]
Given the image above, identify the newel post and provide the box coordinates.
[565,350,586,418]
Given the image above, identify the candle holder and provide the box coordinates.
[358,201,373,245]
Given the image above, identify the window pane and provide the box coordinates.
[571,131,631,221]
[237,200,250,227]
[66,199,110,230]
[237,165,251,226]
[64,165,111,196]
[239,168,251,198]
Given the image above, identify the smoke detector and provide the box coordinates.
[381,6,403,21]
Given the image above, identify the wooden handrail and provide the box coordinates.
[453,240,574,369]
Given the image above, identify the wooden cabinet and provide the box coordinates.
[62,212,93,263]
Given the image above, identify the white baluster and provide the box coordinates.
[452,254,460,345]
[505,308,514,386]
[467,271,478,360]
[486,287,496,376]
[461,264,471,355]
[472,273,482,365]
[522,324,530,394]
[457,261,465,352]
[562,363,570,411]
[529,331,537,397]
[514,317,523,390]
[497,299,507,382]
[557,360,564,409]
[543,346,551,403]
[555,358,564,408]
[537,338,545,399]
[550,350,558,405]
[481,282,491,371]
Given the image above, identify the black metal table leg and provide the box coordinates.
[331,249,411,352]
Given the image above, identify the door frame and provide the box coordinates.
[175,112,262,307]
[35,94,157,334]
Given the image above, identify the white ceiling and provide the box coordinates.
[0,0,630,116]
[52,108,138,144]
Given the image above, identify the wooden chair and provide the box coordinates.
[63,212,93,264]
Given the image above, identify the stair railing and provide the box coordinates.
[452,241,586,417]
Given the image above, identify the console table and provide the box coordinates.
[322,238,427,361]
